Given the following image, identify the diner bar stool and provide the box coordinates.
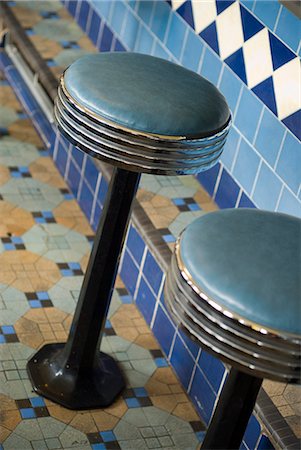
[164,208,301,449]
[26,52,231,409]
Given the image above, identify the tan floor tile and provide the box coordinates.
[0,165,10,186]
[134,334,159,350]
[30,157,66,188]
[78,35,97,52]
[0,425,11,443]
[8,119,44,147]
[173,402,200,422]
[105,397,127,418]
[13,5,41,28]
[145,378,171,396]
[47,404,76,424]
[151,394,179,413]
[0,86,20,110]
[91,411,119,431]
[30,35,62,60]
[263,380,286,397]
[69,412,98,434]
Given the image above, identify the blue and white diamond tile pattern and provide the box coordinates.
[171,0,300,140]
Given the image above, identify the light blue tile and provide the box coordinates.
[135,23,154,54]
[275,6,301,53]
[165,11,187,60]
[120,9,140,50]
[199,48,222,86]
[220,126,240,170]
[253,0,280,31]
[90,0,112,22]
[181,28,204,72]
[276,132,301,194]
[110,1,127,35]
[255,108,285,166]
[252,162,282,210]
[219,66,243,114]
[136,1,154,25]
[233,138,260,194]
[153,41,170,60]
[150,0,171,41]
[277,187,301,218]
[235,87,263,143]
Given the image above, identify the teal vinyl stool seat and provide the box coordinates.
[27,52,231,410]
[164,208,301,449]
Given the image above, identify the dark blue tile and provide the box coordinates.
[216,0,235,14]
[126,226,145,266]
[143,251,163,294]
[200,22,219,55]
[152,305,175,357]
[282,109,301,141]
[67,0,77,17]
[198,351,225,393]
[120,249,139,296]
[252,77,277,116]
[89,9,101,45]
[268,31,295,71]
[97,177,108,206]
[67,159,81,198]
[71,145,84,168]
[238,192,255,208]
[225,48,247,85]
[56,144,68,177]
[136,278,156,325]
[196,162,220,196]
[177,1,194,29]
[243,415,261,450]
[85,156,99,192]
[178,328,200,358]
[170,335,195,390]
[78,0,90,31]
[100,24,113,52]
[151,1,171,41]
[257,434,275,450]
[215,168,240,208]
[189,366,216,425]
[79,181,93,220]
[114,39,126,52]
[240,4,264,41]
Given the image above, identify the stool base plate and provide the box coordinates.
[27,343,125,410]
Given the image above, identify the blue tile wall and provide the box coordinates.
[170,335,195,390]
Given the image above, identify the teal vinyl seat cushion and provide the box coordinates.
[179,209,301,336]
[63,52,230,138]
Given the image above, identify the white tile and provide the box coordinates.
[243,28,274,89]
[191,0,217,34]
[273,57,301,120]
[216,2,244,60]
[171,0,186,10]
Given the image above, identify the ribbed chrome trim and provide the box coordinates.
[54,78,231,175]
[175,238,301,343]
[61,75,231,142]
[164,239,301,383]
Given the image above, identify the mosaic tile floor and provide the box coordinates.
[0,74,205,449]
[3,0,301,445]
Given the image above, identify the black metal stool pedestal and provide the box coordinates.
[164,209,301,449]
[27,52,231,409]
[27,168,140,409]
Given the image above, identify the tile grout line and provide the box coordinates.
[150,275,166,330]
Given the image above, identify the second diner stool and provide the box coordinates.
[26,52,231,409]
[164,208,301,449]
